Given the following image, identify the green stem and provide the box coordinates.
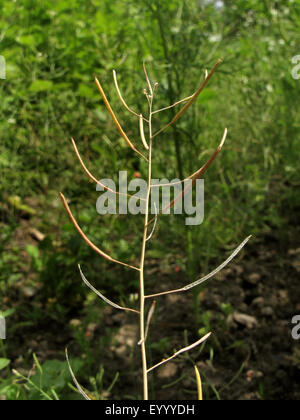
[155,4,184,180]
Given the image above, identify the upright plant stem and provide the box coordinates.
[139,93,153,400]
[155,4,184,180]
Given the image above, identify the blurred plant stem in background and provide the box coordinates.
[0,0,299,400]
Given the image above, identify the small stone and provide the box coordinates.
[278,290,289,306]
[234,266,244,276]
[261,306,274,317]
[29,228,45,242]
[232,313,258,329]
[21,286,37,298]
[248,273,261,284]
[166,294,181,304]
[157,362,178,379]
[114,324,138,347]
[114,345,127,358]
[239,392,260,400]
[288,248,300,256]
[87,323,97,333]
[246,370,263,382]
[252,297,265,307]
[70,319,82,327]
[292,260,300,272]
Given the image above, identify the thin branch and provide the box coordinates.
[150,128,227,189]
[60,193,140,271]
[152,59,223,138]
[138,300,156,345]
[139,114,149,150]
[147,128,227,226]
[113,70,149,122]
[138,76,155,399]
[146,201,158,242]
[145,236,252,299]
[152,94,195,115]
[143,62,153,97]
[145,300,156,342]
[94,76,148,162]
[71,137,145,201]
[78,265,139,314]
[66,348,91,400]
[71,137,98,184]
[147,333,211,373]
[182,236,252,291]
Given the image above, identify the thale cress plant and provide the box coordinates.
[60,58,251,400]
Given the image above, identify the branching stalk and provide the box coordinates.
[113,69,148,122]
[138,75,154,398]
[145,236,252,299]
[147,333,211,373]
[95,76,148,162]
[60,193,140,271]
[152,93,195,115]
[71,137,145,201]
[60,58,251,401]
[78,265,139,314]
[152,59,223,139]
[147,128,228,227]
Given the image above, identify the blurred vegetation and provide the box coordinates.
[0,0,300,400]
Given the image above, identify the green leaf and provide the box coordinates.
[29,80,53,92]
[78,83,95,99]
[0,359,10,371]
[8,196,36,215]
[18,34,40,47]
[0,308,15,318]
[26,244,40,260]
[196,88,217,103]
[31,359,83,392]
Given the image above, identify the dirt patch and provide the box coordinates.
[2,212,300,400]
[96,227,300,400]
